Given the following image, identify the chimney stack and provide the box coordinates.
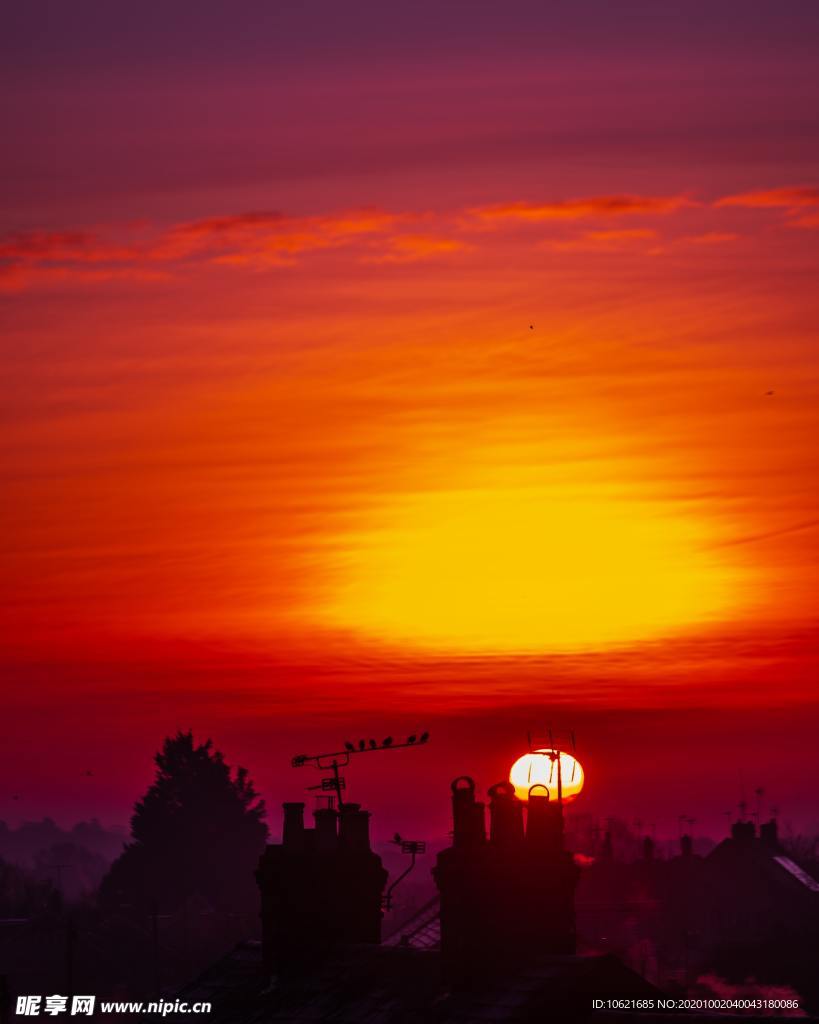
[435,776,580,984]
[759,819,780,850]
[282,802,306,852]
[257,800,387,975]
[731,820,756,843]
[338,803,372,852]
[314,806,338,851]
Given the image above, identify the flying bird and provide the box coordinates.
[765,390,775,396]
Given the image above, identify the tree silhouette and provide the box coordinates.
[100,731,267,914]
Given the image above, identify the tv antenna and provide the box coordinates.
[291,731,430,809]
[525,723,579,810]
[383,833,427,911]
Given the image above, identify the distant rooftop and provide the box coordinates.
[774,855,819,893]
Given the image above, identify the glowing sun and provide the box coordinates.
[509,749,585,803]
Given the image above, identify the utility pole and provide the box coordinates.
[65,915,76,999]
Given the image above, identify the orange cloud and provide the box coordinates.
[0,229,162,291]
[0,188,778,291]
[793,214,819,227]
[371,234,470,263]
[546,227,658,252]
[586,228,659,241]
[0,208,405,288]
[154,208,401,263]
[717,186,819,209]
[717,186,819,227]
[170,211,286,237]
[0,263,169,292]
[677,232,739,245]
[0,229,138,265]
[469,193,694,225]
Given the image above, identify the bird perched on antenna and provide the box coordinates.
[382,737,393,747]
[344,741,355,752]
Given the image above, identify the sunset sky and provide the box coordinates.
[2,2,818,839]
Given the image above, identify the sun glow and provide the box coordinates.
[510,749,585,803]
[320,480,742,653]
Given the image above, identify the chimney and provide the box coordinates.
[488,782,524,848]
[642,836,655,862]
[338,803,371,851]
[451,776,486,849]
[434,776,580,984]
[314,805,338,851]
[525,790,563,855]
[680,833,693,858]
[731,820,756,843]
[257,800,387,975]
[759,819,780,850]
[282,802,306,851]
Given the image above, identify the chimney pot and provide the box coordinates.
[339,803,372,851]
[488,781,524,847]
[451,776,486,848]
[314,806,339,851]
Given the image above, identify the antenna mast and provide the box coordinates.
[291,731,430,809]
